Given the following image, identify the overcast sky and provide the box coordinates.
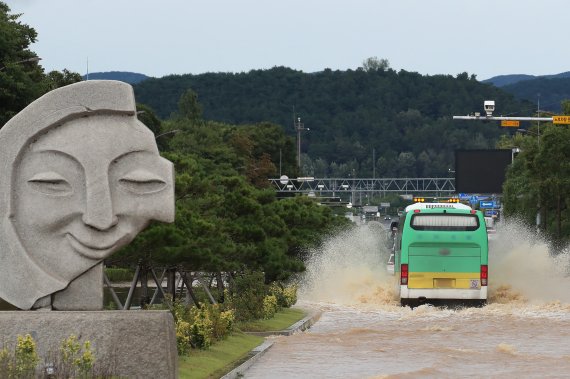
[5,0,569,80]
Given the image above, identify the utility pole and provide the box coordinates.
[537,93,541,147]
[373,148,376,179]
[294,116,307,170]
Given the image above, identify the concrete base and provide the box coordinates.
[0,310,177,378]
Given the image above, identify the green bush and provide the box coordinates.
[168,297,236,354]
[189,305,214,349]
[0,334,40,378]
[268,282,298,308]
[163,273,296,355]
[176,320,192,355]
[209,304,235,340]
[228,271,266,321]
[262,295,278,319]
[0,334,113,378]
[282,284,298,307]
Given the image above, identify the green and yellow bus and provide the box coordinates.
[394,202,488,307]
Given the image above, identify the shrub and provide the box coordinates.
[0,334,111,378]
[13,334,39,378]
[176,320,192,355]
[282,284,298,307]
[59,334,95,377]
[189,305,213,349]
[268,282,298,308]
[208,304,235,340]
[268,282,285,310]
[228,271,266,321]
[262,295,278,319]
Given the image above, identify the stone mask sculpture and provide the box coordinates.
[0,81,175,310]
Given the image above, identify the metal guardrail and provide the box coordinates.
[269,177,455,194]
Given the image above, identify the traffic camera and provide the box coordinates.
[484,100,495,117]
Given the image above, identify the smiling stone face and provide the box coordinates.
[0,80,175,310]
[12,114,174,283]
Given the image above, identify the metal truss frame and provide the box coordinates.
[269,177,455,195]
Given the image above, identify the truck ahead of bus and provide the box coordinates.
[394,202,488,307]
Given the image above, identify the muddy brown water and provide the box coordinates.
[244,221,570,378]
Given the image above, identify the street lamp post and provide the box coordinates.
[511,147,521,162]
[0,56,41,71]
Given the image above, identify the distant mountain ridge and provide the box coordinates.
[82,71,150,84]
[483,71,570,112]
[483,71,570,87]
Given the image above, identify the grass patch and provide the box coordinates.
[238,307,306,332]
[178,308,307,378]
[178,331,263,379]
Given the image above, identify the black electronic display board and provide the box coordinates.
[455,149,512,194]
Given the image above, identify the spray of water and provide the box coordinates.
[299,218,570,308]
[488,218,570,303]
[298,221,397,306]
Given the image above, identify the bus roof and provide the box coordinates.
[404,202,472,212]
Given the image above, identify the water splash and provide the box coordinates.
[298,221,396,306]
[489,219,570,303]
[299,218,570,308]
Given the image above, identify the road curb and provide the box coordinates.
[220,340,274,379]
[246,311,322,337]
[221,311,321,378]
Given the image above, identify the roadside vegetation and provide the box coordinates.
[498,99,570,243]
[0,334,113,378]
[161,271,303,379]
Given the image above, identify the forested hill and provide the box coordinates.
[83,71,150,84]
[483,72,570,113]
[134,67,533,177]
[501,77,570,113]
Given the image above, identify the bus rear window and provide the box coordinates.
[410,214,479,231]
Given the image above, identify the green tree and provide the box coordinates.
[112,116,347,281]
[0,2,44,126]
[42,69,82,92]
[501,105,570,242]
[534,126,570,240]
[177,88,203,122]
[0,2,83,127]
[361,56,390,72]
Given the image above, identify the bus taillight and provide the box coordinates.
[480,264,488,286]
[401,264,408,285]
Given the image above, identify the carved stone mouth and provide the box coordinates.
[66,233,118,259]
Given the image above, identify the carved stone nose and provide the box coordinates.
[82,183,118,230]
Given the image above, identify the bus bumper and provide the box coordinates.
[400,286,488,300]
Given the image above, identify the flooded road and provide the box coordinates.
[244,221,570,378]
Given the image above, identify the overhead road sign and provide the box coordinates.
[501,120,520,128]
[553,116,570,125]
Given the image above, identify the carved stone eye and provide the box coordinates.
[119,169,167,194]
[28,171,72,195]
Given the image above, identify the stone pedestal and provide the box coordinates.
[0,310,177,378]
